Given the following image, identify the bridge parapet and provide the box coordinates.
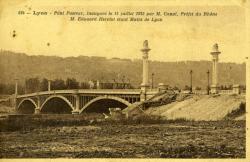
[16,89,143,99]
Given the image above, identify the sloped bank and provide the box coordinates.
[145,94,245,121]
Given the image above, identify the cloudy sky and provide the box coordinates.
[0,0,248,63]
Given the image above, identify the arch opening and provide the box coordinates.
[17,100,36,114]
[82,98,129,114]
[40,97,73,114]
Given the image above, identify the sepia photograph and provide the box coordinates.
[0,0,249,160]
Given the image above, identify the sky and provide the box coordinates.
[0,0,248,63]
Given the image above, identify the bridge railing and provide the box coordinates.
[218,90,233,94]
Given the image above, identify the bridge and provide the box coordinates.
[14,40,157,115]
[15,89,158,114]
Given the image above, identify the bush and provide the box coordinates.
[224,102,246,119]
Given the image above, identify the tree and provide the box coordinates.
[183,85,191,91]
[195,86,202,90]
[0,83,15,94]
[172,86,180,91]
[25,77,40,93]
[40,78,48,91]
[80,82,90,89]
[51,79,65,90]
[65,78,79,89]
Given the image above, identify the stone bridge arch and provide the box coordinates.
[79,95,131,114]
[17,98,37,114]
[40,95,74,114]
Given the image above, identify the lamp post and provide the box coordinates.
[48,79,51,91]
[14,78,18,110]
[48,72,52,91]
[207,70,210,95]
[14,79,18,96]
[190,70,193,93]
[122,75,125,89]
[151,73,154,89]
[24,78,27,94]
[229,66,233,85]
[127,78,131,89]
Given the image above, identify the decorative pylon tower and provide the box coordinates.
[140,40,151,101]
[210,43,221,94]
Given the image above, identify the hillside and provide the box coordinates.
[0,51,246,89]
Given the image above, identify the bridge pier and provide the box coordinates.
[35,96,41,114]
[72,94,80,114]
[71,111,79,114]
[35,108,41,114]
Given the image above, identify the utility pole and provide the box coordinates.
[190,70,193,93]
[207,70,210,95]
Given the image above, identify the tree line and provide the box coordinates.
[25,78,82,93]
[0,78,81,95]
[0,77,134,95]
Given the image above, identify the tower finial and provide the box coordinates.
[212,43,219,52]
[141,40,151,53]
[143,40,149,49]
